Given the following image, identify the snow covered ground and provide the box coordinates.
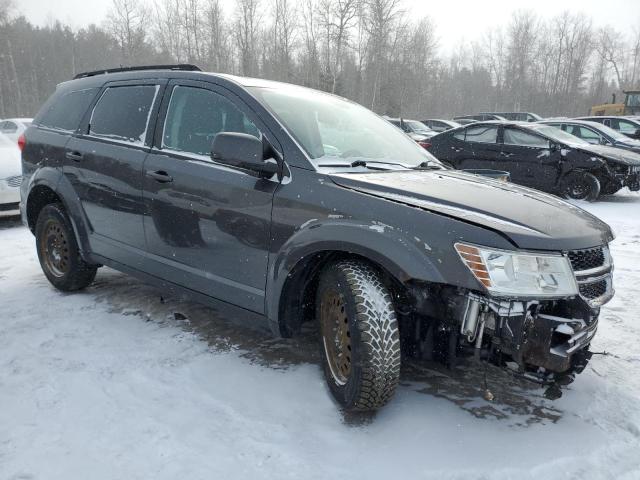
[1,192,639,480]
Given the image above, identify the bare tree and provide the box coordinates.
[595,26,625,89]
[234,0,261,76]
[106,0,148,64]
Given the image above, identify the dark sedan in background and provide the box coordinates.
[453,113,506,123]
[481,112,543,122]
[421,119,461,132]
[427,121,640,200]
[385,117,435,149]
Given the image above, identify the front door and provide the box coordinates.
[142,81,279,313]
[499,126,561,190]
[64,80,164,264]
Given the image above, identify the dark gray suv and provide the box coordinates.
[20,65,615,411]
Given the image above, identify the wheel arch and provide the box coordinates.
[266,225,446,338]
[25,171,93,260]
[272,249,411,339]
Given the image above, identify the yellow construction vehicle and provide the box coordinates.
[590,90,640,116]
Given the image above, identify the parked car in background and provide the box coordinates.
[575,116,640,140]
[481,112,543,122]
[0,118,33,143]
[539,119,640,154]
[385,117,435,148]
[21,65,616,412]
[421,119,461,132]
[452,118,478,126]
[427,120,640,200]
[0,133,21,216]
[453,114,507,122]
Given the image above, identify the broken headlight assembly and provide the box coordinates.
[455,243,578,298]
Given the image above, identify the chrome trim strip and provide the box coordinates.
[576,272,612,285]
[574,264,612,279]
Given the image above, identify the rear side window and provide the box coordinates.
[162,86,260,156]
[503,128,549,148]
[89,85,159,145]
[37,88,98,132]
[464,125,498,143]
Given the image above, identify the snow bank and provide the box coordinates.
[1,191,639,479]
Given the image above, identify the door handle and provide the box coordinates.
[146,170,173,183]
[65,151,83,162]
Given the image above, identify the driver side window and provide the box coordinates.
[162,86,260,157]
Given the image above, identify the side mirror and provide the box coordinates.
[550,142,559,152]
[211,132,278,177]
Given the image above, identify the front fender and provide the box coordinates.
[265,219,447,324]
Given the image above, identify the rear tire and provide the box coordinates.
[316,260,401,411]
[562,171,600,202]
[35,203,97,291]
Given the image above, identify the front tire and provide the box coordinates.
[316,260,401,411]
[35,203,98,291]
[562,171,601,201]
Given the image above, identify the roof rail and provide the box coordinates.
[73,64,202,79]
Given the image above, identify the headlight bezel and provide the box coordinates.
[455,242,579,299]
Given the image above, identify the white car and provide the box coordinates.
[0,118,33,143]
[0,133,21,217]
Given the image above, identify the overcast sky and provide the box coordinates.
[15,0,640,54]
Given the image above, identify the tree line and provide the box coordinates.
[1,0,639,119]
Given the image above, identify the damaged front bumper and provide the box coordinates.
[453,245,614,377]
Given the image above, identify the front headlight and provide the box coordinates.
[455,243,578,297]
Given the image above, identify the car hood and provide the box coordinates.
[330,169,614,251]
[574,144,640,165]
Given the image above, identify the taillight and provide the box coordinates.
[17,133,26,151]
[417,141,431,149]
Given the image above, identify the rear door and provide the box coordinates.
[499,126,560,190]
[64,80,165,264]
[141,80,279,313]
[454,124,501,169]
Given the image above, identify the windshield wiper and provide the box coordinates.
[412,161,443,170]
[349,159,413,169]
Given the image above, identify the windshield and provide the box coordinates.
[627,93,640,107]
[532,125,590,146]
[248,86,440,169]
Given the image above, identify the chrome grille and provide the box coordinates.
[578,279,608,300]
[568,247,605,272]
[6,175,22,188]
[569,245,614,307]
